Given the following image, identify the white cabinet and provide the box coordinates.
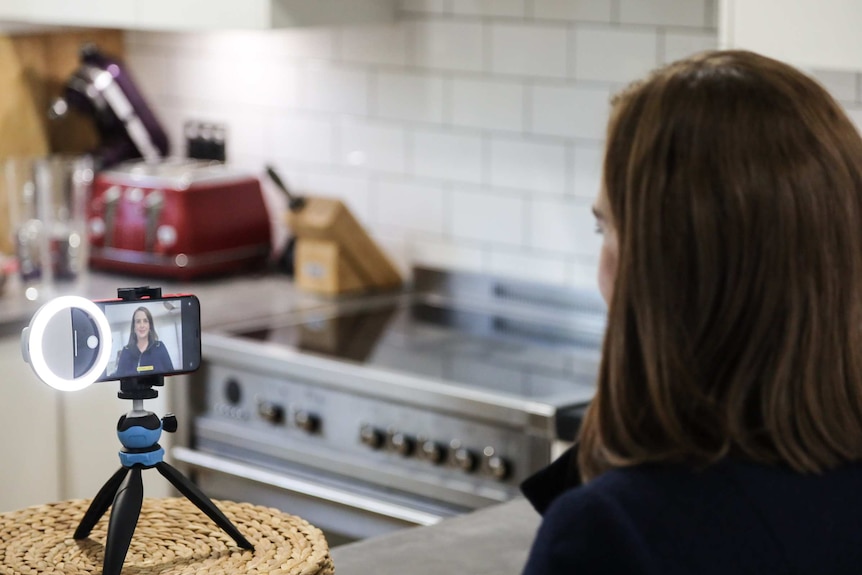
[0,0,395,31]
[0,333,172,513]
[721,0,862,71]
[0,334,61,513]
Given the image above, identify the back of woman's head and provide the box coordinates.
[579,50,862,480]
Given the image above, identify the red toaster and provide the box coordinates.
[88,159,272,280]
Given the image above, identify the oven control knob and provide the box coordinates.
[482,447,511,480]
[294,410,321,434]
[224,378,242,405]
[449,440,477,473]
[258,401,285,425]
[419,439,446,464]
[389,432,416,457]
[360,424,385,449]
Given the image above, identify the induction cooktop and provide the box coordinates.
[231,299,603,403]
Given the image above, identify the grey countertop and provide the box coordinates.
[330,497,541,575]
[0,270,334,333]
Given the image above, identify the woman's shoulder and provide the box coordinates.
[534,459,862,574]
[526,462,773,575]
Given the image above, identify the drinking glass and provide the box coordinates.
[4,155,93,300]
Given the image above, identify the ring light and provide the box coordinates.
[23,295,112,391]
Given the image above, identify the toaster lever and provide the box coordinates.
[144,191,164,252]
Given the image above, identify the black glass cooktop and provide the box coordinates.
[232,301,602,403]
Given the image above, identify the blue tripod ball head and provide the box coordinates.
[117,412,162,449]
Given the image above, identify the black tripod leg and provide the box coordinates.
[103,467,144,575]
[74,466,130,540]
[156,461,254,550]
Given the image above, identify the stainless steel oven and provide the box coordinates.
[171,268,605,546]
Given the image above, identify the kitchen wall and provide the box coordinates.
[121,0,862,290]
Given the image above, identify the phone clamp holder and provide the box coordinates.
[72,286,254,575]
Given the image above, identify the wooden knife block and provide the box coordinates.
[286,197,402,295]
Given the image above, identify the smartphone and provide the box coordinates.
[90,294,201,382]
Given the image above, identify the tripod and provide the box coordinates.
[73,288,253,575]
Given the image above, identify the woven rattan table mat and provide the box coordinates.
[0,497,333,575]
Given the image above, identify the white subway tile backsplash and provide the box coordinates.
[452,0,526,17]
[268,114,334,164]
[189,28,334,61]
[299,170,373,224]
[399,0,450,14]
[618,0,708,28]
[196,30,288,61]
[567,258,601,289]
[371,230,412,277]
[487,249,568,284]
[490,23,568,78]
[300,65,368,115]
[662,30,717,63]
[124,51,171,102]
[574,26,658,83]
[533,0,613,23]
[451,78,525,132]
[810,69,859,104]
[374,178,446,233]
[243,63,301,109]
[339,23,410,66]
[124,2,752,287]
[273,27,336,60]
[451,186,525,245]
[409,20,485,72]
[572,144,604,199]
[490,137,566,195]
[413,129,483,183]
[375,71,446,124]
[531,84,611,139]
[167,56,228,103]
[169,54,300,108]
[339,119,408,173]
[409,237,485,271]
[530,198,599,256]
[223,112,269,160]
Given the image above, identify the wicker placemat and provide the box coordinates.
[0,497,334,575]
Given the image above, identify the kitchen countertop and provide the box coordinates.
[0,269,338,334]
[330,497,541,575]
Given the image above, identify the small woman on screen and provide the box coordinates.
[115,306,174,377]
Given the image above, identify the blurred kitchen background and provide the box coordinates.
[2,0,861,548]
[5,0,862,290]
[124,0,718,287]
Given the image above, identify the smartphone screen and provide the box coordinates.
[92,294,201,382]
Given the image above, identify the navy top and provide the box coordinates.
[521,447,862,574]
[115,340,174,378]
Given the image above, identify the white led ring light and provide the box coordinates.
[25,295,112,391]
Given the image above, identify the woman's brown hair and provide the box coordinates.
[578,50,862,481]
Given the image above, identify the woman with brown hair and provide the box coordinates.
[114,306,174,378]
[521,50,862,574]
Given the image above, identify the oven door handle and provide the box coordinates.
[171,447,446,527]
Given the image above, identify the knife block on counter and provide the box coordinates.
[286,197,402,295]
